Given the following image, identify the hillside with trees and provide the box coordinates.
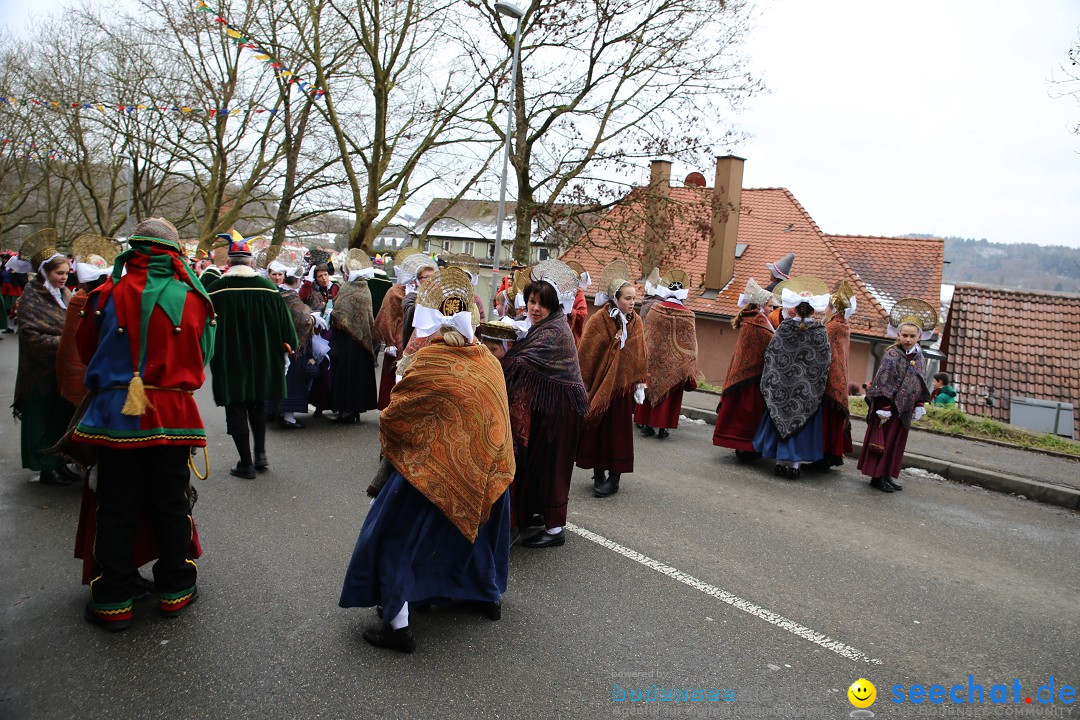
[906,236,1080,293]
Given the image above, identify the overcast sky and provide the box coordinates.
[724,0,1080,248]
[4,0,1079,247]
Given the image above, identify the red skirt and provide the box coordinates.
[712,384,765,452]
[822,401,853,462]
[634,386,684,429]
[577,392,635,473]
[377,353,396,410]
[74,476,202,585]
[856,414,911,480]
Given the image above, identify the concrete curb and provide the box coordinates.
[681,406,1080,511]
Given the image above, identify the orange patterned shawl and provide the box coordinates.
[374,284,406,353]
[643,302,698,406]
[379,340,515,542]
[721,309,773,396]
[577,307,647,424]
[824,313,851,415]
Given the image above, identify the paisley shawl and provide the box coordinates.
[332,279,375,353]
[577,307,647,424]
[14,276,71,414]
[759,318,831,438]
[374,283,406,352]
[642,302,698,406]
[866,345,932,427]
[824,313,851,415]
[720,310,773,396]
[280,289,313,351]
[379,340,515,542]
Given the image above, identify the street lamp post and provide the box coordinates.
[489,1,525,307]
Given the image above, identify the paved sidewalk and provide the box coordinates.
[680,389,1080,510]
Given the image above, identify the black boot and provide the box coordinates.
[595,472,621,497]
[363,623,416,653]
[657,428,669,439]
[886,477,903,491]
[592,470,607,491]
[230,434,256,478]
[640,425,655,437]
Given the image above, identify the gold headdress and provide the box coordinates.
[830,280,855,312]
[661,268,690,291]
[344,248,373,272]
[72,234,122,266]
[445,252,480,278]
[20,228,61,271]
[889,298,938,333]
[739,277,775,308]
[417,266,476,317]
[598,259,631,305]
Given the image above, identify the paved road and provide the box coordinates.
[1,338,1078,719]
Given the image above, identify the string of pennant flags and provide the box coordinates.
[195,0,326,99]
[0,95,285,117]
[0,137,63,160]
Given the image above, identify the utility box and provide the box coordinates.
[1009,397,1075,438]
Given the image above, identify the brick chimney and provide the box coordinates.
[642,159,672,279]
[704,155,744,296]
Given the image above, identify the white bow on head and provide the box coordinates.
[412,305,476,343]
[348,267,376,282]
[651,285,689,302]
[781,288,830,312]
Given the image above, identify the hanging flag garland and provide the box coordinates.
[195,1,326,99]
[0,94,283,117]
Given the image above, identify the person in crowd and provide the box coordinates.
[3,252,31,333]
[55,237,120,408]
[398,253,438,351]
[207,234,297,478]
[298,262,337,416]
[478,318,518,362]
[576,260,647,498]
[506,263,589,548]
[300,262,338,312]
[329,250,379,424]
[12,229,77,486]
[931,372,958,408]
[563,260,590,344]
[712,278,776,461]
[445,253,487,323]
[272,263,316,428]
[752,277,832,479]
[635,268,699,439]
[374,247,421,409]
[339,267,513,653]
[71,218,216,631]
[813,280,856,471]
[857,299,937,493]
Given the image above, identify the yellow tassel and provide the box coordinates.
[120,372,151,416]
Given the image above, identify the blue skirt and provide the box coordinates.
[752,407,824,464]
[339,471,510,622]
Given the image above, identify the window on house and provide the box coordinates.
[442,240,452,252]
[463,240,475,256]
[486,243,495,259]
[537,248,551,261]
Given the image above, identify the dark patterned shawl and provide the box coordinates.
[504,309,589,447]
[14,276,71,414]
[760,318,831,438]
[374,283,406,352]
[280,289,313,351]
[333,279,375,353]
[643,302,698,406]
[866,345,932,427]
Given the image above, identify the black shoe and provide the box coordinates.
[332,413,360,424]
[774,464,787,477]
[230,463,257,479]
[735,450,761,463]
[522,529,565,548]
[788,466,801,480]
[886,478,903,491]
[483,600,502,621]
[870,477,895,493]
[38,469,73,486]
[253,452,268,471]
[363,623,416,653]
[593,479,617,497]
[84,601,132,632]
[159,586,199,619]
[592,470,607,489]
[657,428,669,439]
[809,459,832,473]
[278,416,305,429]
[133,574,155,602]
[640,426,655,437]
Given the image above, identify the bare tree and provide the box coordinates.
[464,0,762,263]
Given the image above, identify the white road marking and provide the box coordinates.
[565,522,884,666]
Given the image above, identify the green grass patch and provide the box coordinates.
[848,397,1080,457]
[697,380,723,394]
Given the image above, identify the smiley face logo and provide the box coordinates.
[848,678,876,708]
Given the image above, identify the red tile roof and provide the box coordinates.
[941,284,1080,439]
[827,235,944,312]
[560,186,944,339]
